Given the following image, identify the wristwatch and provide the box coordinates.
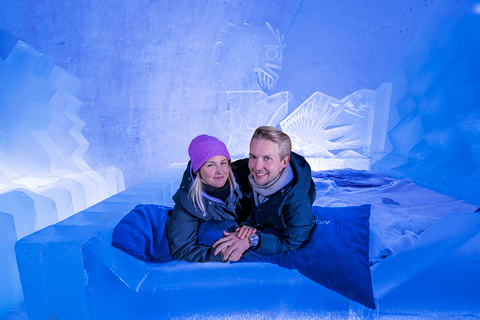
[249,233,260,249]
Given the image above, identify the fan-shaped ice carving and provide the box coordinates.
[280,83,391,170]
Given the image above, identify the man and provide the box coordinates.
[213,126,316,261]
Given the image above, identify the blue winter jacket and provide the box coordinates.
[232,152,316,255]
[166,161,250,262]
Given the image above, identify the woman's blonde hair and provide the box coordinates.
[188,160,238,215]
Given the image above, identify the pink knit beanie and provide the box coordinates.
[188,134,231,173]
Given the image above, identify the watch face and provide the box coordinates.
[250,233,259,247]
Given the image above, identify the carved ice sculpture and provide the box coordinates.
[214,23,391,164]
[214,23,292,158]
[217,22,285,92]
[0,36,124,312]
[280,83,392,171]
[0,38,125,222]
[213,91,293,158]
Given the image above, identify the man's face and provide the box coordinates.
[248,138,289,186]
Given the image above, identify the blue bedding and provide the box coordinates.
[112,203,375,309]
[111,204,173,263]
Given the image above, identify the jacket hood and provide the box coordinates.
[172,161,202,218]
[288,152,313,195]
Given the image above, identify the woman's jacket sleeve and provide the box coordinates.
[166,203,224,262]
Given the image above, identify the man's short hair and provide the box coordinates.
[251,126,292,160]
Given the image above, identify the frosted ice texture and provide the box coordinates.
[214,22,391,166]
[213,23,291,158]
[15,165,186,320]
[15,167,480,319]
[0,212,22,316]
[372,1,480,205]
[9,4,480,318]
[312,169,478,261]
[217,22,285,92]
[281,83,391,170]
[0,37,124,312]
[213,91,292,158]
[214,22,391,164]
[373,212,480,315]
[0,41,89,177]
[457,107,480,172]
[0,39,124,211]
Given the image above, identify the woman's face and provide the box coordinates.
[199,155,230,188]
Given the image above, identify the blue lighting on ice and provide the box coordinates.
[1,0,480,319]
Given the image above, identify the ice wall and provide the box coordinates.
[212,22,392,167]
[0,0,467,316]
[372,0,480,206]
[0,32,125,315]
[213,23,292,158]
[0,1,436,189]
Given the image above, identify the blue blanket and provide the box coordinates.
[112,204,173,263]
[112,204,375,309]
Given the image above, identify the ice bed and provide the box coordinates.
[15,164,480,320]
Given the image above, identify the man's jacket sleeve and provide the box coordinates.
[253,198,315,255]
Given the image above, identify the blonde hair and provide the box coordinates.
[251,126,292,160]
[188,160,238,215]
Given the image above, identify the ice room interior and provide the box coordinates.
[1,0,480,319]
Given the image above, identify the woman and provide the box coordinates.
[166,134,253,262]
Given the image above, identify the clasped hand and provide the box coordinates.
[212,225,257,262]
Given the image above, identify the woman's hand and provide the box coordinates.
[235,225,257,240]
[212,231,250,262]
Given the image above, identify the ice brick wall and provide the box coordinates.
[373,0,480,206]
[0,33,125,315]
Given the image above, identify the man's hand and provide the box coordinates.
[235,225,257,240]
[212,231,250,262]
